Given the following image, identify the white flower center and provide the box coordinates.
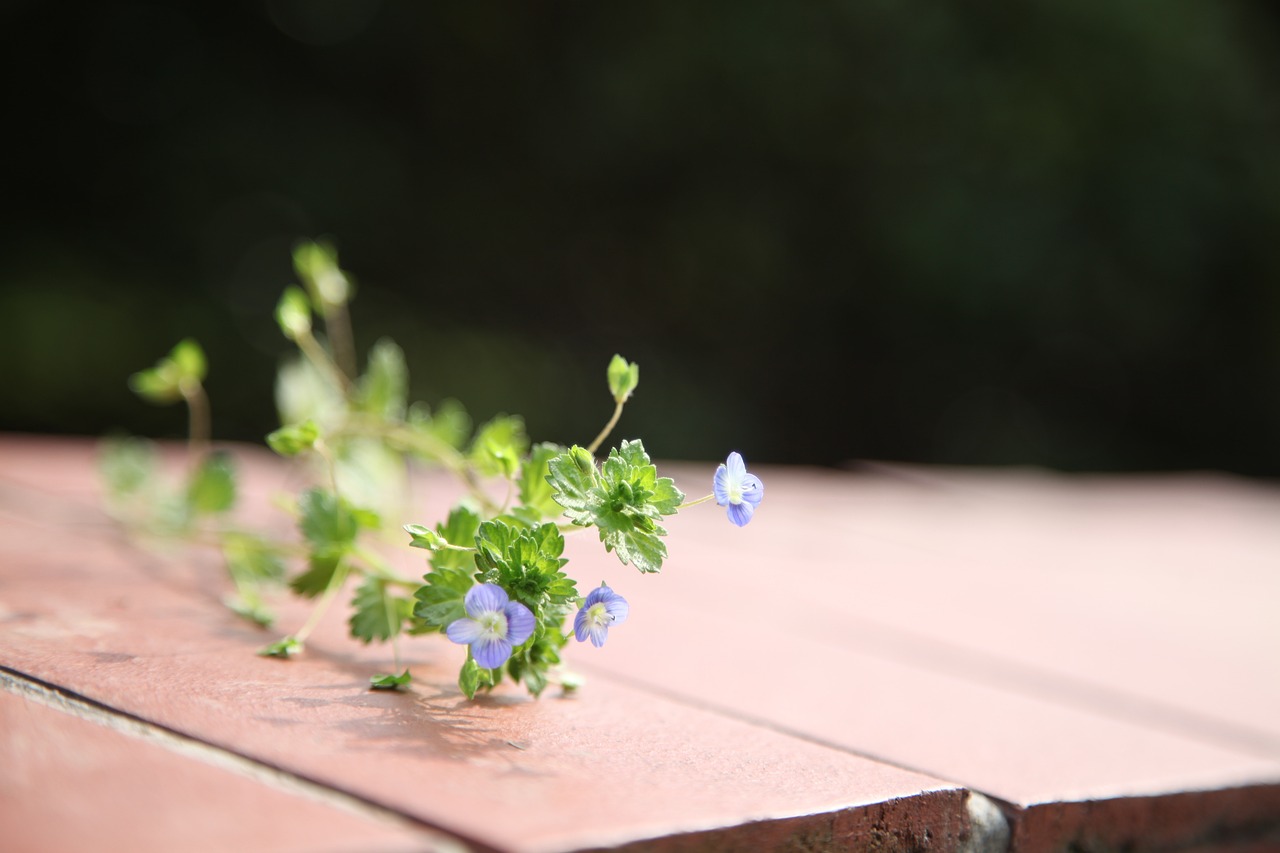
[477,610,508,640]
[585,603,612,628]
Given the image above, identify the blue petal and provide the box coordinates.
[472,636,513,670]
[464,583,508,618]
[584,586,611,609]
[713,464,730,505]
[604,594,629,625]
[446,617,482,645]
[504,600,536,646]
[587,624,609,648]
[726,500,755,527]
[740,473,764,507]
[574,608,591,642]
[725,452,746,480]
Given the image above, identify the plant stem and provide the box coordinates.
[183,381,211,463]
[294,562,349,644]
[586,400,625,455]
[323,300,358,384]
[676,493,716,511]
[296,328,353,396]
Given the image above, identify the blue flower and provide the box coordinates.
[713,451,764,527]
[574,584,629,647]
[446,583,536,669]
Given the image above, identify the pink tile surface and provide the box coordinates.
[0,442,970,852]
[3,435,1279,852]
[590,460,1280,801]
[0,686,444,853]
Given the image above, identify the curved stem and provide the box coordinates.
[586,400,625,455]
[296,328,353,396]
[182,381,211,464]
[323,300,358,384]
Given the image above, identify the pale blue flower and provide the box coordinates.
[713,451,764,527]
[574,584,629,647]
[446,583,535,669]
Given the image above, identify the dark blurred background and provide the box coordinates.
[3,1,1279,474]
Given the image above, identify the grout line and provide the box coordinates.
[0,666,481,853]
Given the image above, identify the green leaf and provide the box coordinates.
[259,636,303,658]
[275,286,312,340]
[411,563,475,631]
[429,505,482,571]
[518,442,565,520]
[355,338,407,419]
[370,670,412,690]
[546,445,598,525]
[468,415,528,479]
[458,657,482,699]
[129,339,206,404]
[266,419,319,456]
[349,577,412,644]
[607,354,640,403]
[224,594,275,629]
[473,519,575,616]
[549,440,684,574]
[404,523,445,551]
[186,451,236,515]
[289,554,344,598]
[222,533,286,585]
[298,488,359,556]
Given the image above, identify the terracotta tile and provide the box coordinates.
[0,465,973,852]
[0,681,448,853]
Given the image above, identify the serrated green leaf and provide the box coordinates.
[468,415,528,479]
[266,419,319,456]
[473,520,575,615]
[412,563,475,631]
[275,286,312,340]
[349,577,411,644]
[289,554,343,598]
[550,439,684,574]
[355,338,407,419]
[546,445,597,524]
[259,636,303,658]
[607,354,639,403]
[370,670,412,690]
[518,442,565,520]
[186,451,236,515]
[430,505,482,570]
[298,488,358,555]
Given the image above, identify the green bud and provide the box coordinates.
[293,240,352,307]
[265,419,319,456]
[275,286,312,340]
[404,523,446,551]
[607,354,640,403]
[129,338,206,404]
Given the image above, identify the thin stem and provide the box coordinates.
[677,493,717,511]
[294,562,349,644]
[296,328,353,396]
[352,545,419,588]
[586,400,625,455]
[323,300,358,383]
[182,381,211,464]
[314,439,341,496]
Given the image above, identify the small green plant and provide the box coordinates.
[102,240,764,698]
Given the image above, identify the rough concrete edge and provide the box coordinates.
[566,786,1013,853]
[0,666,476,853]
[1004,784,1280,853]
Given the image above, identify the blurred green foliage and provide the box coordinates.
[2,0,1279,474]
